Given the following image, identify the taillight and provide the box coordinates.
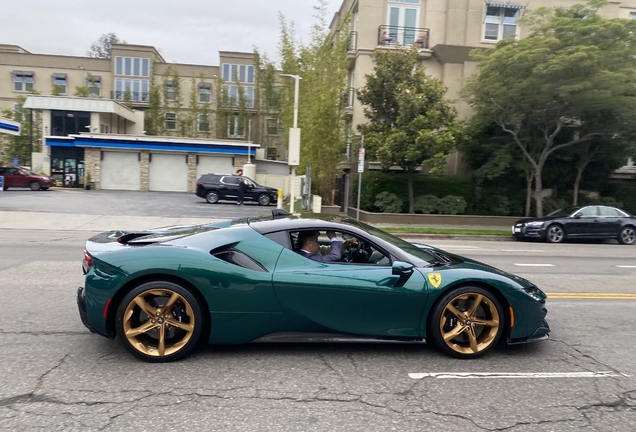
[196,182,203,187]
[83,250,92,267]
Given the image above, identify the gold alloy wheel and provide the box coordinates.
[122,288,196,357]
[439,292,501,355]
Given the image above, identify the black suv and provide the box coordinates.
[195,173,278,206]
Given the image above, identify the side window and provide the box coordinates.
[211,248,267,272]
[222,176,239,185]
[292,230,390,266]
[577,207,598,217]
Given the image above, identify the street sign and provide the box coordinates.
[0,117,21,136]
[358,148,365,173]
[0,176,3,192]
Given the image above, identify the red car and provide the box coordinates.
[0,166,55,191]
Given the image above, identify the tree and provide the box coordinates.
[0,95,42,167]
[462,0,636,217]
[87,33,125,59]
[271,1,351,203]
[357,46,464,213]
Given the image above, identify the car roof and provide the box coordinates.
[249,214,371,235]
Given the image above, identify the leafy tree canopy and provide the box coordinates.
[357,46,465,212]
[87,33,125,59]
[462,0,636,216]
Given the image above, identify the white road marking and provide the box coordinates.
[513,263,554,267]
[616,265,636,268]
[501,249,544,253]
[408,371,627,380]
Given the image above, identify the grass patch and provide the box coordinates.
[382,227,511,236]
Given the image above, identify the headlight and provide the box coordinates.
[523,286,546,302]
[525,222,544,227]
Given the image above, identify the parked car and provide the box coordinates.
[0,166,55,191]
[77,211,550,362]
[512,205,636,244]
[195,173,278,206]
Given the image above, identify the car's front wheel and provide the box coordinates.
[618,226,636,245]
[429,286,504,359]
[257,193,271,206]
[115,281,204,362]
[29,181,41,191]
[205,190,219,204]
[545,224,565,243]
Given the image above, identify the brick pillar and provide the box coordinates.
[187,153,197,193]
[84,148,101,190]
[140,151,150,192]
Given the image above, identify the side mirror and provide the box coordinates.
[574,213,582,219]
[392,261,414,276]
[392,261,414,288]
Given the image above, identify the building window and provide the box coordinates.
[266,118,279,136]
[87,76,101,97]
[631,11,636,19]
[165,112,177,130]
[222,64,255,84]
[228,116,248,138]
[222,85,254,108]
[483,5,522,41]
[52,73,67,94]
[115,78,149,101]
[165,80,175,101]
[198,82,212,103]
[114,56,151,77]
[266,147,277,160]
[198,114,210,132]
[13,71,34,92]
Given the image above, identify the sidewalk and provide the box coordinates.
[0,210,512,241]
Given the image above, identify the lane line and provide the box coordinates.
[546,292,636,299]
[501,249,544,253]
[408,371,627,380]
[513,263,554,267]
[616,265,636,268]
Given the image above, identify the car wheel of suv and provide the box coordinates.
[618,226,636,245]
[205,190,219,204]
[545,225,565,243]
[29,181,41,191]
[257,193,271,206]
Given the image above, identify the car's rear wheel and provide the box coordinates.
[257,193,271,206]
[618,226,636,245]
[545,225,565,243]
[429,286,504,359]
[205,190,219,204]
[29,181,41,191]
[115,281,203,362]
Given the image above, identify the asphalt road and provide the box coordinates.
[0,190,635,431]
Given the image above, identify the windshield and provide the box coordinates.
[547,207,579,218]
[19,168,37,176]
[346,219,438,266]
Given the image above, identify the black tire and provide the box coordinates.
[41,187,49,191]
[545,224,565,243]
[29,181,41,191]
[115,281,203,362]
[618,226,636,245]
[257,193,271,206]
[428,286,505,359]
[205,190,219,204]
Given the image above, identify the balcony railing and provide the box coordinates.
[342,87,355,108]
[348,31,358,51]
[378,25,430,49]
[111,90,150,102]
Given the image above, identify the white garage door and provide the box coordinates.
[100,151,141,190]
[196,155,234,179]
[149,153,189,192]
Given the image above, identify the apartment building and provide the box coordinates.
[0,43,285,191]
[330,0,636,175]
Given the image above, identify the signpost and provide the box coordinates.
[0,176,3,192]
[356,136,364,221]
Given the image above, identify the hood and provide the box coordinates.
[514,216,558,225]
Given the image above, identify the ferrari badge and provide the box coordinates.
[428,273,442,288]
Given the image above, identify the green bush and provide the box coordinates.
[480,194,511,216]
[439,195,467,215]
[374,191,403,213]
[414,195,441,214]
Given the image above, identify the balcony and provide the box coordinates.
[111,90,149,103]
[378,25,430,49]
[342,87,355,118]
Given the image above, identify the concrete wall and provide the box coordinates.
[346,207,518,228]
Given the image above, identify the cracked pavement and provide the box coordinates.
[1,231,636,431]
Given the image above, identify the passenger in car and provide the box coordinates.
[297,230,343,262]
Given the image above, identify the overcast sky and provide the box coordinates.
[4,0,342,66]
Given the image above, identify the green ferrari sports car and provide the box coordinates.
[77,211,550,362]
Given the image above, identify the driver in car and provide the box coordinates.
[297,230,343,263]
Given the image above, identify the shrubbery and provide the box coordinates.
[374,192,403,213]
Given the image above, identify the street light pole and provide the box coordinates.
[280,74,301,213]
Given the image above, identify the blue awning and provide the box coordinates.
[486,1,526,9]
